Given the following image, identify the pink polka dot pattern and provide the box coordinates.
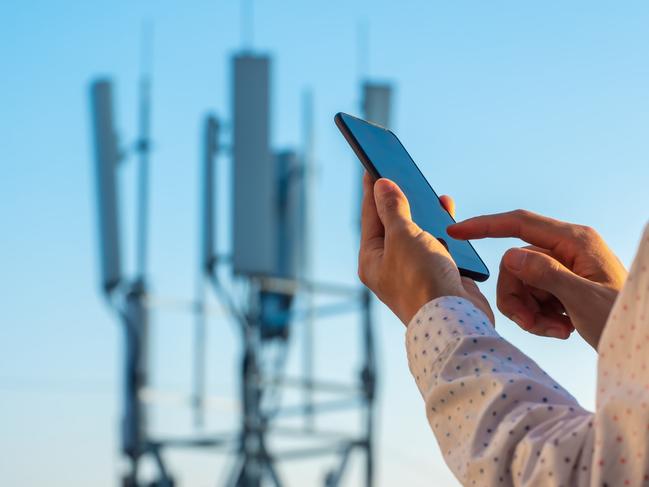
[593,224,649,487]
[404,222,649,487]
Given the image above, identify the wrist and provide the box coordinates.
[399,284,469,326]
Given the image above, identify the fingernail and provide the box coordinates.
[505,249,526,271]
[545,328,564,339]
[374,179,393,195]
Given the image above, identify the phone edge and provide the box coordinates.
[334,112,381,180]
[334,112,489,283]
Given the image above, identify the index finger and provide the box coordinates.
[447,210,571,251]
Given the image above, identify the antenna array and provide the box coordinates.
[89,22,392,487]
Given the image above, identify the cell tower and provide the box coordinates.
[89,32,393,487]
[90,74,155,485]
[197,51,379,487]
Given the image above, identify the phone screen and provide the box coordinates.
[337,112,489,281]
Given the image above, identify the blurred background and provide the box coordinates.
[1,1,648,486]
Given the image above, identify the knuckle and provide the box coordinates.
[390,221,418,239]
[524,254,563,285]
[357,252,368,284]
[495,294,516,322]
[410,225,428,242]
[357,264,368,285]
[495,281,513,311]
[388,221,407,236]
[495,293,506,311]
[357,270,366,285]
[511,208,532,219]
[572,224,600,242]
[523,256,549,283]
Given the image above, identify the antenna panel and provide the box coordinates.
[362,82,392,128]
[232,55,277,276]
[90,79,122,292]
[201,115,219,273]
[276,150,304,280]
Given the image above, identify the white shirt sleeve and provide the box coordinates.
[405,224,649,487]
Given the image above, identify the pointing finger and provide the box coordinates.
[448,209,572,251]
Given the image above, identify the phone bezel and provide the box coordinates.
[335,111,490,282]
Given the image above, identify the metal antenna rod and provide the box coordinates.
[135,21,153,282]
[354,20,369,230]
[193,115,220,428]
[241,0,254,52]
[193,275,207,428]
[356,20,369,89]
[301,89,315,429]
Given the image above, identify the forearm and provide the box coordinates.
[407,296,594,486]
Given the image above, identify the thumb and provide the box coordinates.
[503,247,579,302]
[373,178,412,232]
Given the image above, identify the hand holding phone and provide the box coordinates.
[357,172,494,324]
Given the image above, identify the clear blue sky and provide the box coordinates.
[1,1,648,485]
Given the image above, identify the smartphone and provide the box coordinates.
[335,112,490,282]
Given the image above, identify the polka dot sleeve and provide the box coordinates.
[405,224,649,487]
[593,224,649,486]
[406,297,592,486]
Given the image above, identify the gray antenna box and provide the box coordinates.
[232,54,277,276]
[90,79,122,292]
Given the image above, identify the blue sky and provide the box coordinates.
[1,1,648,485]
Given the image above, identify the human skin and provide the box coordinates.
[358,174,626,350]
[357,174,493,325]
[448,209,627,350]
